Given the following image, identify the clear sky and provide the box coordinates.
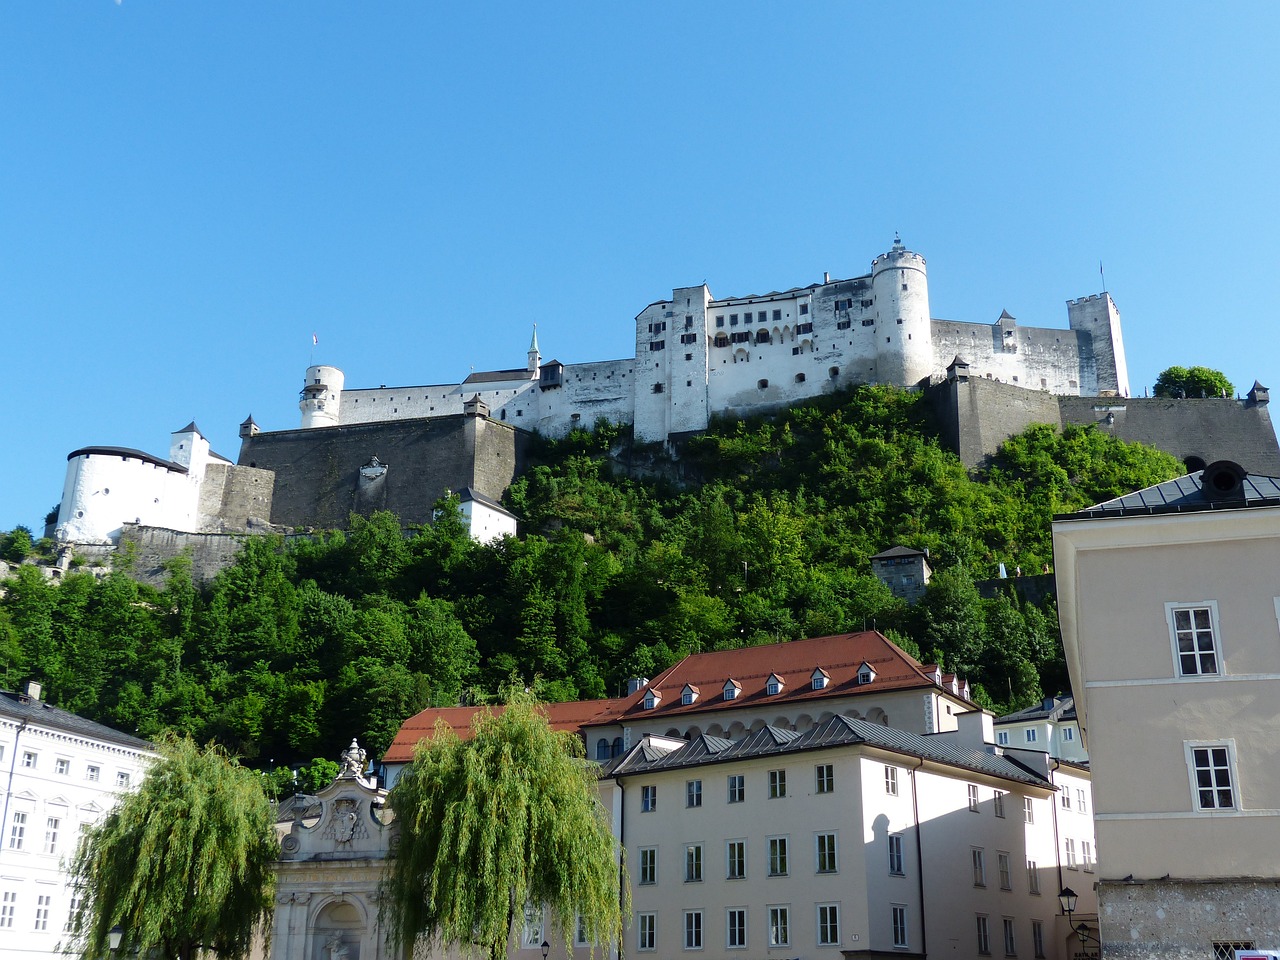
[3,3,1278,531]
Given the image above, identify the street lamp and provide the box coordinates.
[108,926,124,955]
[1057,889,1097,946]
[541,940,550,960]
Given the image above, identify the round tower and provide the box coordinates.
[299,365,345,428]
[871,236,933,387]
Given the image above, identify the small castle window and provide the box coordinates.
[792,347,801,356]
[652,383,664,394]
[799,304,808,315]
[758,379,769,389]
[902,283,908,291]
[795,373,806,383]
[716,316,725,328]
[896,318,904,325]
[730,314,738,326]
[772,309,782,321]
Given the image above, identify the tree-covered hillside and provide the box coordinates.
[0,386,1181,766]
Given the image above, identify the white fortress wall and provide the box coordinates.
[56,451,199,544]
[535,358,636,436]
[930,319,1089,393]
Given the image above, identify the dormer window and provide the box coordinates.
[810,668,829,691]
[681,684,699,706]
[723,680,740,701]
[766,673,785,696]
[857,662,876,685]
[643,689,661,710]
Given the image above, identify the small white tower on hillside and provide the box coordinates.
[169,421,210,473]
[872,235,933,387]
[527,326,541,377]
[300,365,345,428]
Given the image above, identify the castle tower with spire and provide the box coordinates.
[528,326,540,376]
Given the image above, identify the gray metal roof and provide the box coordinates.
[995,695,1076,725]
[66,446,188,474]
[1061,464,1280,520]
[0,690,152,751]
[611,715,1051,787]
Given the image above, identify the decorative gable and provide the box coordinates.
[766,673,785,696]
[810,667,830,690]
[723,679,741,701]
[857,661,877,685]
[681,684,699,706]
[643,688,662,710]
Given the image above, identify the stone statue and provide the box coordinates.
[325,934,350,960]
[339,739,367,779]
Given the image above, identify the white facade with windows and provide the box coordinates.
[0,682,152,958]
[993,695,1087,763]
[1054,461,1280,958]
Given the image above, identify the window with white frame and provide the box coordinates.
[686,780,702,808]
[976,915,991,955]
[1065,838,1077,869]
[997,852,1012,890]
[817,904,840,946]
[1167,602,1220,676]
[44,818,59,855]
[768,770,787,799]
[815,763,834,794]
[888,834,905,875]
[972,847,986,886]
[639,847,657,884]
[35,894,51,932]
[1026,859,1040,894]
[1188,743,1237,810]
[1032,920,1045,958]
[1075,787,1087,813]
[685,844,703,882]
[521,903,543,947]
[683,910,703,949]
[815,832,838,873]
[1025,728,1038,744]
[115,771,130,788]
[0,891,15,928]
[1023,796,1034,823]
[994,790,1006,818]
[574,914,589,947]
[727,774,745,803]
[892,905,909,948]
[65,894,80,933]
[1060,789,1071,811]
[55,758,69,776]
[1082,841,1094,873]
[885,765,899,796]
[768,836,789,876]
[768,906,790,946]
[1002,917,1016,957]
[726,908,746,949]
[9,811,26,850]
[637,913,656,951]
[726,840,746,880]
[21,751,36,769]
[1062,727,1075,742]
[997,730,1010,746]
[641,785,657,812]
[968,784,980,812]
[86,765,100,783]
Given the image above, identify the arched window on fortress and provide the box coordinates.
[755,329,771,344]
[829,367,840,379]
[757,379,769,389]
[795,373,806,383]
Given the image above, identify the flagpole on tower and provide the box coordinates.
[1099,260,1105,293]
[310,332,318,366]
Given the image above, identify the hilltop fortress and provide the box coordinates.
[51,239,1280,573]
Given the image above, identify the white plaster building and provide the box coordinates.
[0,681,153,958]
[1053,460,1280,959]
[292,239,1129,444]
[993,696,1087,764]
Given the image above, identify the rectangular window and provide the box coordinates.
[1076,787,1087,813]
[968,784,980,811]
[1025,728,1038,744]
[9,811,26,850]
[637,913,656,951]
[34,894,51,932]
[649,340,665,352]
[885,765,899,796]
[683,910,702,950]
[1065,838,1077,869]
[769,770,787,799]
[86,766,100,783]
[575,914,589,947]
[1027,859,1040,894]
[1168,603,1219,676]
[997,730,1010,745]
[0,891,15,929]
[44,818,59,856]
[768,836,789,876]
[726,908,746,949]
[888,834,905,875]
[55,759,69,776]
[715,316,725,328]
[1060,789,1071,810]
[641,785,657,812]
[994,791,1006,818]
[1003,917,1016,957]
[817,904,840,946]
[729,314,738,326]
[815,763,834,794]
[1189,743,1236,809]
[685,844,703,882]
[800,303,809,315]
[1082,841,1095,873]
[727,774,745,804]
[522,903,543,947]
[1063,727,1075,741]
[972,847,986,886]
[680,333,697,345]
[977,915,991,955]
[1032,920,1045,958]
[65,894,80,933]
[892,905,908,948]
[815,832,838,873]
[22,752,36,769]
[686,780,702,808]
[726,840,746,880]
[768,906,790,946]
[773,309,782,322]
[1023,797,1034,823]
[998,852,1012,890]
[639,847,657,885]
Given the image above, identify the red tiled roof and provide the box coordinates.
[383,698,626,763]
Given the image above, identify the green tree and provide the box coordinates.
[1,526,33,563]
[68,737,277,960]
[382,692,628,960]
[1154,364,1235,399]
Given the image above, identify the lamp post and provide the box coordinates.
[108,926,124,956]
[1057,889,1098,952]
[541,940,550,960]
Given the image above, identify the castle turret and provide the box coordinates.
[169,421,210,473]
[299,365,345,428]
[528,326,541,377]
[1066,292,1129,397]
[871,235,932,387]
[239,414,259,439]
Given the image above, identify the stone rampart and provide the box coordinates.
[1098,877,1280,959]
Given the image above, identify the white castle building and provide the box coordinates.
[298,237,1129,443]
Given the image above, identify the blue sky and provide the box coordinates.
[3,3,1278,531]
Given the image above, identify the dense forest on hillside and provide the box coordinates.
[0,386,1181,769]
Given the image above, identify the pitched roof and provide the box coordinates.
[611,715,1051,788]
[995,695,1076,725]
[1061,462,1280,519]
[462,368,533,385]
[0,689,152,751]
[382,698,626,764]
[65,446,188,474]
[593,631,962,727]
[870,545,927,560]
[456,486,517,518]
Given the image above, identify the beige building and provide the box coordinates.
[1054,460,1280,959]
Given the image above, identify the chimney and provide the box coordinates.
[625,677,649,696]
[823,271,830,284]
[953,709,995,752]
[21,680,42,702]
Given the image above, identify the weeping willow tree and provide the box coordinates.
[67,736,278,960]
[382,691,628,959]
